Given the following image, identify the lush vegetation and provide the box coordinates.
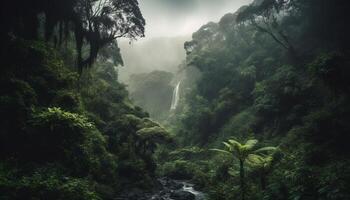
[0,1,172,199]
[1,0,350,200]
[160,0,350,199]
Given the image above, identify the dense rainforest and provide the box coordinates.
[0,0,172,199]
[1,0,350,200]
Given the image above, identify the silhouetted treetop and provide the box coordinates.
[1,0,145,72]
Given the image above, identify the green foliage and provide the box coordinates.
[0,40,80,160]
[213,139,276,161]
[80,63,147,123]
[0,35,165,199]
[169,146,205,160]
[220,109,255,141]
[27,107,117,181]
[2,0,350,199]
[137,127,172,144]
[160,160,202,180]
[52,90,82,112]
[212,138,277,199]
[169,1,350,200]
[172,2,350,199]
[31,107,94,130]
[308,52,350,93]
[208,182,239,200]
[0,78,37,135]
[1,0,145,72]
[0,167,101,200]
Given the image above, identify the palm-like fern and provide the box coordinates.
[212,139,276,200]
[247,149,281,190]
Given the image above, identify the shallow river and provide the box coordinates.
[181,181,206,200]
[150,178,207,200]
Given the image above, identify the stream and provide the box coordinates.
[150,178,207,200]
[181,181,207,200]
[116,178,207,200]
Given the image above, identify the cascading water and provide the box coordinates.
[170,81,181,110]
[149,178,207,200]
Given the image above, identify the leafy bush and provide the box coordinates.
[160,160,200,180]
[52,90,81,112]
[0,167,101,200]
[308,52,350,93]
[26,107,117,180]
[0,79,38,158]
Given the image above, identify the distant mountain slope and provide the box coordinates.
[118,36,190,83]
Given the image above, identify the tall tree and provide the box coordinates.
[237,0,297,60]
[0,0,145,73]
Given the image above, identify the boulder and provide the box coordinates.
[167,181,184,190]
[170,191,195,200]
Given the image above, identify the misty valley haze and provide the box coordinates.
[139,0,253,38]
[118,36,189,83]
[118,0,252,83]
[1,0,350,200]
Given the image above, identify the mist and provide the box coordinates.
[139,0,253,38]
[118,36,189,82]
[118,0,253,83]
[3,0,350,199]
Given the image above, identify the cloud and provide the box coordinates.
[118,0,253,83]
[138,0,253,38]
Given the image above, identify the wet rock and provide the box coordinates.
[116,178,206,200]
[115,188,152,200]
[159,177,184,190]
[170,191,195,200]
[168,181,184,190]
[150,195,166,200]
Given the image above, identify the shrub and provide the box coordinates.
[0,167,101,200]
[52,90,81,112]
[160,160,199,180]
[25,107,117,180]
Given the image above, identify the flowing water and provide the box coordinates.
[149,178,207,200]
[170,81,181,110]
[115,178,206,200]
[181,181,207,200]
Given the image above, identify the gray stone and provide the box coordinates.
[170,191,195,200]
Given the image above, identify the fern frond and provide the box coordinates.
[254,146,277,154]
[223,142,233,151]
[229,139,242,148]
[247,154,265,164]
[244,139,258,150]
[210,148,232,155]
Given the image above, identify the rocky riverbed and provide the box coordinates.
[115,178,207,200]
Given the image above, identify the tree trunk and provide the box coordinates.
[239,159,245,200]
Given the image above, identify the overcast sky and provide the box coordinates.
[139,0,252,38]
[118,0,253,83]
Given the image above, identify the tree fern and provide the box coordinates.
[211,138,278,200]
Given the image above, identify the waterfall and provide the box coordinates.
[170,81,181,110]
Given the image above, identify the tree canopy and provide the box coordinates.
[1,0,145,72]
